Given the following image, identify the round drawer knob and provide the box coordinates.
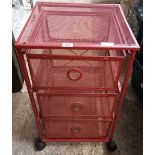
[67,68,82,81]
[71,102,83,112]
[71,127,81,133]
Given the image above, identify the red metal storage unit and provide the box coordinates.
[15,2,140,151]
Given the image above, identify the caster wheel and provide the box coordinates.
[106,141,117,151]
[34,137,46,151]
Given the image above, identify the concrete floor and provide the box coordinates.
[12,81,143,155]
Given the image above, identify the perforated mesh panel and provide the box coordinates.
[27,49,124,90]
[46,13,110,42]
[38,94,116,117]
[31,60,113,89]
[16,2,138,49]
[43,119,111,138]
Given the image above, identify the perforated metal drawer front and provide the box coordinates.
[37,93,117,117]
[43,118,112,139]
[27,49,125,91]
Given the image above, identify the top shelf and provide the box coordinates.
[15,2,140,51]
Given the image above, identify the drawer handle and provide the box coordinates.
[71,102,83,111]
[67,68,82,81]
[71,127,81,133]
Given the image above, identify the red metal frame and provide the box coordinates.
[15,2,140,144]
[42,137,110,142]
[110,51,137,138]
[15,48,43,139]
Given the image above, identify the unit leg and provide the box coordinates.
[106,140,117,151]
[34,137,46,151]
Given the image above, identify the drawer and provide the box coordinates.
[43,118,112,139]
[27,49,125,91]
[37,92,117,117]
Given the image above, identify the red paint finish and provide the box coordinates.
[27,50,125,91]
[43,118,112,139]
[15,2,140,144]
[37,92,117,117]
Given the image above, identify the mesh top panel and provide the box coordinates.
[16,2,139,49]
[46,14,110,42]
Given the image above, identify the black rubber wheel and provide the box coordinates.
[106,141,117,151]
[34,137,46,151]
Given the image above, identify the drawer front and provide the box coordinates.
[27,50,124,91]
[43,118,112,139]
[37,93,117,117]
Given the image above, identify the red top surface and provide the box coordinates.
[15,2,139,50]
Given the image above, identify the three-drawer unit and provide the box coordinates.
[15,2,139,152]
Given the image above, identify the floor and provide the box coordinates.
[12,81,143,155]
